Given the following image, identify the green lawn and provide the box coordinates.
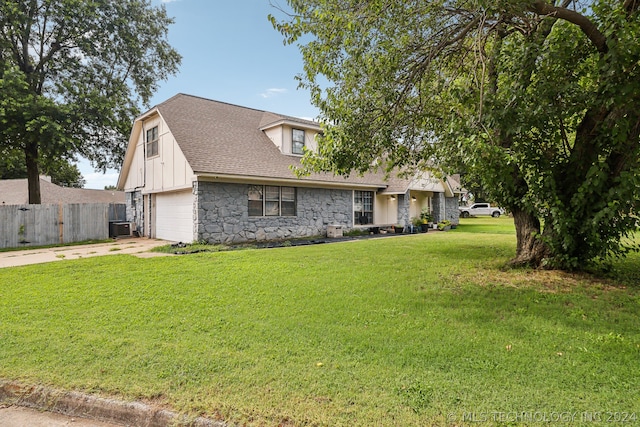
[1,217,638,426]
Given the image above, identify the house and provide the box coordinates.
[117,94,463,243]
[0,176,125,205]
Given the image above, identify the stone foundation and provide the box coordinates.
[128,180,459,243]
[125,190,144,235]
[194,182,354,244]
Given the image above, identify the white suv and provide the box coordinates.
[459,203,504,218]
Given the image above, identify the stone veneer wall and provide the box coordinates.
[125,190,144,235]
[397,193,410,227]
[431,193,460,225]
[194,181,354,244]
[432,192,445,223]
[445,197,461,225]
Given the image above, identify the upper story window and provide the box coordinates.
[292,129,305,155]
[146,126,159,158]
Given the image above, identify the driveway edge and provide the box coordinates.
[0,380,227,427]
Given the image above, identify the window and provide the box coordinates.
[248,186,264,216]
[248,185,296,217]
[354,191,373,224]
[146,126,159,158]
[292,129,305,155]
[281,187,296,216]
[265,186,280,216]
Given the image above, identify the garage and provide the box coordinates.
[155,190,194,242]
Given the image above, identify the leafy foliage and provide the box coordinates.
[0,147,85,187]
[271,0,640,270]
[0,0,181,202]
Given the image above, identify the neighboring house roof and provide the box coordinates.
[0,177,125,205]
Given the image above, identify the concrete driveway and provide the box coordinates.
[0,238,170,268]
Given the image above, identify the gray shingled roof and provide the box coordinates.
[155,94,391,188]
[0,178,125,205]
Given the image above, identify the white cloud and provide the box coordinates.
[260,88,288,98]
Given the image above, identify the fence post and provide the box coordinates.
[58,203,64,244]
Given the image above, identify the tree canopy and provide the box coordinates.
[0,0,181,203]
[0,146,85,187]
[271,0,640,270]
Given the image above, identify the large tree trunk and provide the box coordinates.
[25,141,41,204]
[510,207,548,268]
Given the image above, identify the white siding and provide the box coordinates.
[123,115,194,193]
[264,126,283,151]
[410,192,432,219]
[264,125,320,155]
[375,193,398,225]
[155,190,194,243]
[123,124,146,191]
[305,128,319,153]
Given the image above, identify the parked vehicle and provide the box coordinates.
[459,203,504,218]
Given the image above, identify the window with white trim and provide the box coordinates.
[248,185,296,217]
[292,128,305,155]
[146,126,159,158]
[354,190,373,224]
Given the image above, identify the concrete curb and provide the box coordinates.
[0,380,227,427]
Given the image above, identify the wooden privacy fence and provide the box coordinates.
[0,203,126,249]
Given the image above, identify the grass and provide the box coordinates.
[151,241,229,254]
[0,239,113,253]
[454,216,518,234]
[0,217,638,426]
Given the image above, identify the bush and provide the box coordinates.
[437,220,451,231]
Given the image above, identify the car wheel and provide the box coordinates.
[461,211,470,218]
[492,211,500,218]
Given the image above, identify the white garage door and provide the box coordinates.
[155,190,194,243]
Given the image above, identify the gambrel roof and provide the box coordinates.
[118,94,463,193]
[155,94,337,182]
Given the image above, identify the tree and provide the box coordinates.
[0,146,85,187]
[271,0,640,270]
[46,158,85,188]
[0,0,180,203]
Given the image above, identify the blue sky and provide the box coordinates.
[81,0,317,188]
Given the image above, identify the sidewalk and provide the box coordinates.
[0,238,170,268]
[0,406,121,427]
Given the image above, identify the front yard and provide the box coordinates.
[1,218,638,426]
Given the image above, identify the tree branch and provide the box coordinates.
[623,0,639,13]
[529,1,608,53]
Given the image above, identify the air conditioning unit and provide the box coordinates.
[109,222,132,238]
